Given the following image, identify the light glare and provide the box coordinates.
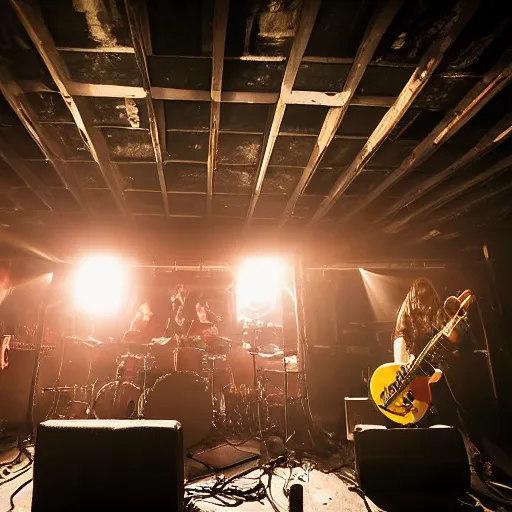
[236,257,284,320]
[74,255,128,317]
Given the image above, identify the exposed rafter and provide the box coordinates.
[382,114,512,233]
[245,0,322,224]
[18,79,398,108]
[434,180,512,225]
[342,48,512,224]
[207,0,230,216]
[0,134,50,212]
[279,0,404,226]
[125,0,169,217]
[11,0,129,216]
[306,0,479,227]
[407,196,512,249]
[0,66,86,212]
[385,154,512,233]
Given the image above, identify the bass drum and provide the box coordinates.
[93,381,141,419]
[143,372,212,449]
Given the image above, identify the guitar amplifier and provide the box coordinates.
[344,397,393,440]
[0,349,37,433]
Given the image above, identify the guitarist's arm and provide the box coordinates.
[393,336,408,364]
[393,336,443,383]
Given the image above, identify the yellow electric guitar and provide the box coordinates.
[370,290,474,425]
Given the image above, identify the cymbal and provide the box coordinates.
[65,336,103,347]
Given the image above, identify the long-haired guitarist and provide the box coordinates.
[391,277,466,425]
[393,278,445,383]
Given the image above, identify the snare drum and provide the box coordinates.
[117,353,153,381]
[143,372,212,448]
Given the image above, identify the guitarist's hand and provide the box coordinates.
[429,369,443,384]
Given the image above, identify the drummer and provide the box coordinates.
[173,287,221,338]
[121,302,153,345]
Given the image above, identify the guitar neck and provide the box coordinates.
[382,310,467,408]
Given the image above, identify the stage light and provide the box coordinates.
[73,255,129,317]
[235,256,284,320]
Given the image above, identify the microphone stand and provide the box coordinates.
[27,298,60,437]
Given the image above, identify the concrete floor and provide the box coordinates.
[0,442,506,511]
[187,467,380,511]
[1,467,379,512]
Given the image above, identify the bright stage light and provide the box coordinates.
[73,255,129,317]
[235,257,284,320]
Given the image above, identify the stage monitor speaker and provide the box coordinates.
[354,425,470,505]
[344,397,394,440]
[32,419,184,512]
[0,349,36,433]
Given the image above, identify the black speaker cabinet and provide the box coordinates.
[32,419,184,511]
[354,426,470,504]
[0,349,36,433]
[344,397,394,440]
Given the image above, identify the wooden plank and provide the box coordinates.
[151,87,210,101]
[0,135,50,211]
[382,113,512,233]
[207,0,229,216]
[0,66,86,212]
[245,0,321,224]
[287,91,395,108]
[56,46,135,53]
[69,83,146,99]
[222,91,278,104]
[280,0,403,226]
[385,154,512,233]
[11,0,128,216]
[434,180,512,225]
[18,79,395,108]
[307,0,479,227]
[125,0,169,216]
[348,49,512,224]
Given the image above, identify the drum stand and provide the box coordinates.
[136,354,153,419]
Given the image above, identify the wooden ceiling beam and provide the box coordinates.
[125,0,169,217]
[383,113,512,234]
[385,154,512,234]
[0,67,87,212]
[346,49,512,224]
[434,180,512,226]
[306,0,479,228]
[407,197,512,249]
[0,134,51,212]
[11,0,129,217]
[19,79,397,108]
[279,0,403,226]
[245,0,322,224]
[207,0,229,217]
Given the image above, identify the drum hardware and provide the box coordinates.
[41,383,97,420]
[38,328,306,445]
[92,350,155,420]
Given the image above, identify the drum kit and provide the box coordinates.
[40,323,302,449]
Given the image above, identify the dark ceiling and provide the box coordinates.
[0,0,510,264]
